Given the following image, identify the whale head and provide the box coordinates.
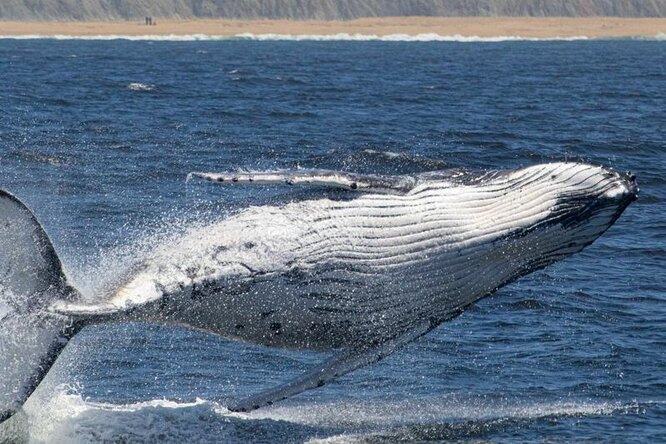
[496,162,638,270]
[548,163,636,237]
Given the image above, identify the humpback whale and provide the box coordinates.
[0,162,637,423]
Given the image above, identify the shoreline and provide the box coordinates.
[0,17,665,39]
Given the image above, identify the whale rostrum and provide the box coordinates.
[0,162,637,420]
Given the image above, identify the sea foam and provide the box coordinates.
[6,384,655,444]
[2,32,666,42]
[3,33,665,42]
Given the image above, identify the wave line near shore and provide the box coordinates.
[2,33,665,41]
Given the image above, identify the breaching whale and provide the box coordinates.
[0,162,637,423]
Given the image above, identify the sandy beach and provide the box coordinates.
[0,17,664,39]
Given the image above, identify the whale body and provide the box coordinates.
[0,162,637,421]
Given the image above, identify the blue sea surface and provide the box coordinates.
[0,39,664,442]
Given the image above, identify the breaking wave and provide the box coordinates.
[1,33,664,42]
[2,33,665,42]
[0,33,603,42]
[231,33,593,42]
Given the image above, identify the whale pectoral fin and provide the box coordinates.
[188,169,418,194]
[228,320,434,412]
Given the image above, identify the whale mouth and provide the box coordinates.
[598,171,639,214]
[599,170,638,206]
[624,172,639,202]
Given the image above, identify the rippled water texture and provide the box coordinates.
[0,40,664,442]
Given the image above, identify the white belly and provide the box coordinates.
[113,163,625,350]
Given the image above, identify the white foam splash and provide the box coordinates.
[6,386,653,444]
[251,397,642,428]
[361,149,405,159]
[16,391,220,443]
[127,82,156,91]
[0,299,11,321]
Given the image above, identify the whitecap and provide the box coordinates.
[127,82,156,91]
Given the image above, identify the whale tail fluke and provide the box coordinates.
[0,190,83,425]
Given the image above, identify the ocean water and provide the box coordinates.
[0,39,664,443]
